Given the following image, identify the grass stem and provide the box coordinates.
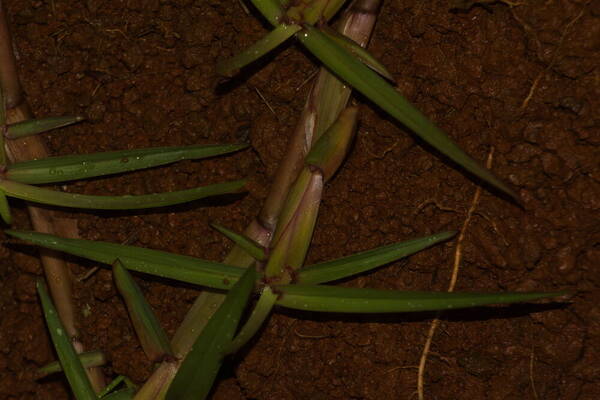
[0,3,105,391]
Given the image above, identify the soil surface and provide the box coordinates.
[1,0,598,399]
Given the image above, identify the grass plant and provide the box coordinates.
[1,1,567,399]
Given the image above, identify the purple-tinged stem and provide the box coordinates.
[137,1,382,396]
[0,1,105,392]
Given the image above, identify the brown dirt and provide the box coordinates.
[1,0,598,399]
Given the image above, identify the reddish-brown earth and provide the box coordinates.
[1,0,598,399]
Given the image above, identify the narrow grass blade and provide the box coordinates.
[0,179,246,210]
[298,25,517,199]
[217,23,301,77]
[308,0,381,143]
[166,267,257,400]
[221,219,272,267]
[211,223,266,261]
[275,284,567,313]
[298,231,456,284]
[256,0,380,228]
[250,0,283,25]
[170,220,270,356]
[0,191,11,224]
[6,143,247,184]
[136,2,383,396]
[6,230,246,290]
[113,260,173,362]
[37,351,106,379]
[5,116,84,139]
[305,106,357,181]
[320,26,393,81]
[36,280,96,400]
[98,375,136,399]
[226,286,277,354]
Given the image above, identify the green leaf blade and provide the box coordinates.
[0,192,11,224]
[6,230,245,290]
[226,286,278,354]
[0,179,246,210]
[98,376,136,399]
[250,0,284,25]
[37,351,106,379]
[276,284,567,313]
[36,280,97,400]
[166,267,258,400]
[211,223,266,261]
[6,143,247,184]
[113,260,173,362]
[320,26,393,81]
[298,25,517,199]
[298,231,456,284]
[217,23,301,77]
[5,116,84,139]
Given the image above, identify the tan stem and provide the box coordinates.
[0,1,21,109]
[260,0,381,228]
[0,2,104,392]
[136,1,382,397]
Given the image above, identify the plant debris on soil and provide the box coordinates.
[1,1,598,399]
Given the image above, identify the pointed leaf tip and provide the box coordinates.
[320,26,394,81]
[5,115,85,139]
[217,23,301,78]
[275,285,568,313]
[298,25,518,200]
[113,260,173,362]
[6,229,246,290]
[0,179,246,210]
[37,351,106,379]
[210,223,266,261]
[298,231,457,284]
[7,143,248,184]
